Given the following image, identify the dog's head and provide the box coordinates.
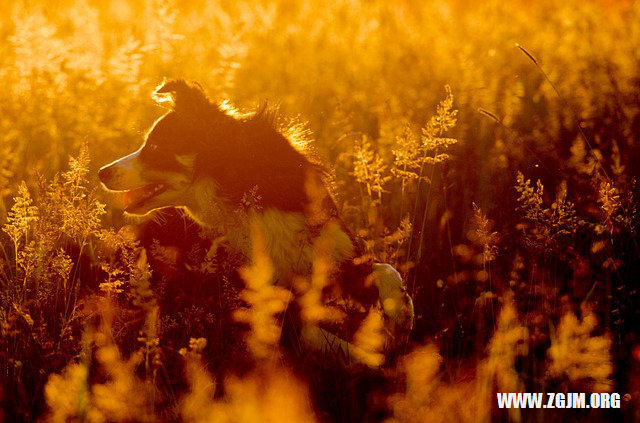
[98,80,235,217]
[100,79,314,223]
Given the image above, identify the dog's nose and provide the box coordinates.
[98,166,114,183]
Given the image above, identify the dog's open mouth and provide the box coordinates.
[123,183,167,211]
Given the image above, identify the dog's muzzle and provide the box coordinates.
[98,165,114,184]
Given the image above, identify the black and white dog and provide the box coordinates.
[99,79,413,364]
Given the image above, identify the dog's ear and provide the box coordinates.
[153,79,210,114]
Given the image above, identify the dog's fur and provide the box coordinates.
[99,80,412,363]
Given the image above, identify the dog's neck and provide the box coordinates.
[183,178,355,284]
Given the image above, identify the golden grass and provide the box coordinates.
[1,0,639,421]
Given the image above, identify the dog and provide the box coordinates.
[99,79,413,365]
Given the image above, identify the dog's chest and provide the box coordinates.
[189,184,355,284]
[228,209,354,285]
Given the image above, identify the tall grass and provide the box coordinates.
[1,0,639,421]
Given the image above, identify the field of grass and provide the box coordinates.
[1,0,640,421]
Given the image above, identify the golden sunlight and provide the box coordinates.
[1,0,639,421]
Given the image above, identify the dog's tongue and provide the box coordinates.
[123,185,154,208]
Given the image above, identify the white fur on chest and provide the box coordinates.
[186,179,355,285]
[236,209,355,285]
[251,209,313,281]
